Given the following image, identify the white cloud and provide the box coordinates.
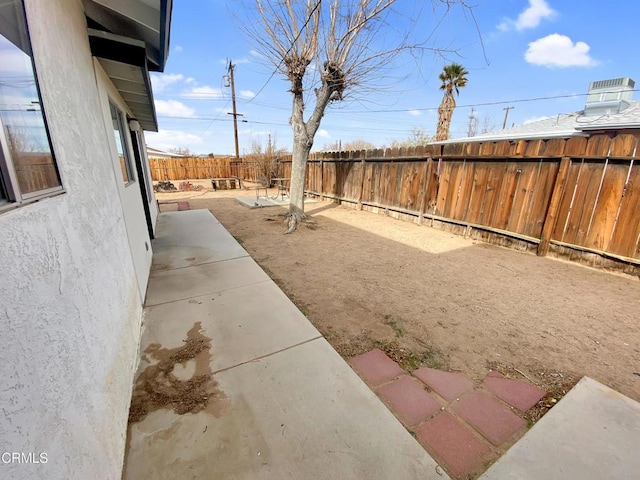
[498,0,556,31]
[154,100,196,118]
[182,85,224,99]
[219,57,250,66]
[173,45,183,53]
[408,109,421,117]
[151,73,184,92]
[240,90,255,99]
[525,34,597,68]
[317,129,330,138]
[145,130,204,151]
[185,77,196,84]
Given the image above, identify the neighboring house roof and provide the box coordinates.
[147,146,185,158]
[84,1,174,131]
[433,100,640,145]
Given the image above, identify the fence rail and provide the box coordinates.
[279,134,640,274]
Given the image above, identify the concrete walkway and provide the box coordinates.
[480,376,640,479]
[123,210,448,479]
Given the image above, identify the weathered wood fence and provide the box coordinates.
[280,134,640,275]
[148,156,262,181]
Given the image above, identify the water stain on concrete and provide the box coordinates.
[128,322,227,423]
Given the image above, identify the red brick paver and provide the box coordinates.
[177,201,190,211]
[416,412,490,478]
[349,349,404,387]
[453,391,525,446]
[484,375,546,412]
[349,349,549,479]
[377,376,440,427]
[413,367,473,401]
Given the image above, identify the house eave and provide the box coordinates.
[88,29,158,131]
[430,131,586,146]
[83,0,172,72]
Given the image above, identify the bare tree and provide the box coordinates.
[481,116,497,134]
[245,0,473,233]
[246,134,288,181]
[322,139,376,152]
[388,126,432,148]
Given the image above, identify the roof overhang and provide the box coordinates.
[89,29,158,131]
[431,132,587,146]
[83,0,172,72]
[576,123,640,132]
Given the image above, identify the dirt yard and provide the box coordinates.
[157,188,640,403]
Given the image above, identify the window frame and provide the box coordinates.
[109,100,136,186]
[0,0,63,210]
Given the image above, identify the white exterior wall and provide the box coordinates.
[94,60,153,297]
[0,0,150,478]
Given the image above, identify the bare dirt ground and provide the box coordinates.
[157,188,640,403]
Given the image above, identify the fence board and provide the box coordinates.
[491,163,520,230]
[507,162,538,234]
[607,163,640,258]
[525,161,559,238]
[562,161,606,246]
[552,159,582,242]
[465,162,490,224]
[585,161,629,251]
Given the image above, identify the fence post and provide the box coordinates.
[418,157,434,225]
[320,159,324,200]
[537,156,571,256]
[357,158,366,210]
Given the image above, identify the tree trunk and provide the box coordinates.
[435,92,456,141]
[285,83,331,234]
[286,133,312,233]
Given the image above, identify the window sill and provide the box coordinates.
[0,190,66,215]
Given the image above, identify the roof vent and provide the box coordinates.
[584,77,635,116]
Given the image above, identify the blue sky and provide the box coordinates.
[146,0,640,155]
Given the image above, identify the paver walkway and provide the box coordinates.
[349,349,546,479]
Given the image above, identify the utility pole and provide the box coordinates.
[502,106,514,129]
[226,60,243,160]
[467,107,478,137]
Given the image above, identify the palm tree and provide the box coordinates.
[435,63,469,141]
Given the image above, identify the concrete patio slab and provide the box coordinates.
[145,256,270,306]
[142,281,322,372]
[480,377,640,479]
[151,210,248,271]
[125,338,449,480]
[236,196,318,209]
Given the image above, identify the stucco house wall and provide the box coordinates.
[0,0,154,478]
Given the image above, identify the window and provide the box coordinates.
[109,101,135,185]
[0,0,62,206]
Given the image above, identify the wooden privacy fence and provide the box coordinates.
[281,134,640,274]
[148,156,263,182]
